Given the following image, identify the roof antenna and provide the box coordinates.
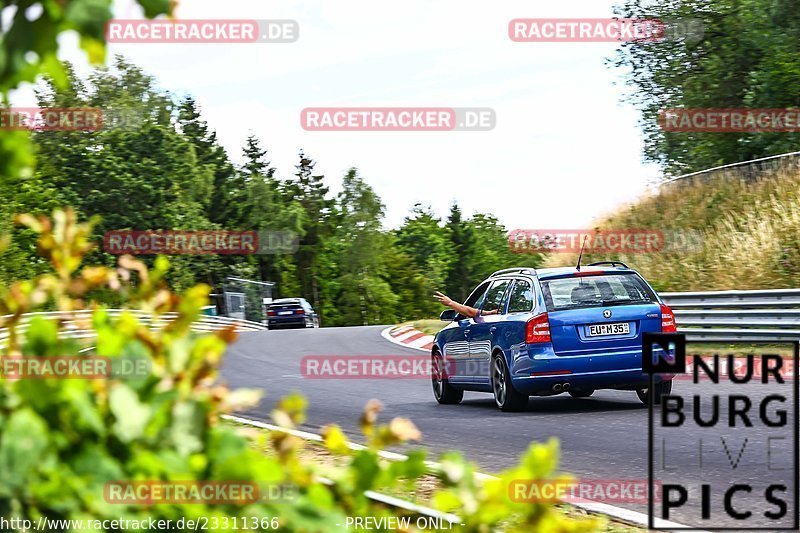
[576,235,588,271]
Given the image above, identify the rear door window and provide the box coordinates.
[481,279,512,315]
[507,279,534,313]
[540,273,657,312]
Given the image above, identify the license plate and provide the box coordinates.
[278,311,293,315]
[587,322,630,336]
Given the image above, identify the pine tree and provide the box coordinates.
[286,151,332,312]
[177,96,241,225]
[444,202,474,302]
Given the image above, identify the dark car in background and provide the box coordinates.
[266,298,320,329]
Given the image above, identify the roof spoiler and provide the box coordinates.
[587,261,630,268]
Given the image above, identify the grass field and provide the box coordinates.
[544,168,800,292]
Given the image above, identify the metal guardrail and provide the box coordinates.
[661,289,800,342]
[661,150,800,187]
[0,309,266,347]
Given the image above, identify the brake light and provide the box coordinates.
[660,303,677,333]
[267,310,277,316]
[295,309,304,315]
[526,312,551,344]
[573,268,604,277]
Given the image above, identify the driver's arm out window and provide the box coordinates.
[460,281,491,319]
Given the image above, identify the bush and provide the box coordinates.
[0,209,600,532]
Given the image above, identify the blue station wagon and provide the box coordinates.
[431,262,676,411]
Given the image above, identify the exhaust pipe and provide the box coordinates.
[552,383,563,392]
[562,382,571,391]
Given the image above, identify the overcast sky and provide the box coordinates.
[11,0,661,230]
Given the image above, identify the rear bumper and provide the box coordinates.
[267,317,307,328]
[510,344,672,395]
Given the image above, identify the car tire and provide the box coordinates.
[432,352,463,404]
[636,379,673,405]
[491,354,528,412]
[568,388,594,398]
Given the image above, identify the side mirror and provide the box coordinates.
[439,309,457,321]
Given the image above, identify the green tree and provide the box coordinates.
[395,204,453,292]
[335,168,398,325]
[383,240,439,321]
[0,0,173,202]
[19,59,222,292]
[178,96,239,225]
[465,213,541,283]
[613,0,800,175]
[239,135,305,299]
[284,151,332,310]
[444,202,474,302]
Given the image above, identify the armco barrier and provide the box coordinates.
[0,309,265,348]
[661,288,800,342]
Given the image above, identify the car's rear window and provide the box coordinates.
[540,273,657,312]
[269,302,302,310]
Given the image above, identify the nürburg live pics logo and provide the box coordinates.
[644,333,799,530]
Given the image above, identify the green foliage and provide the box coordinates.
[0,210,600,532]
[0,0,173,199]
[396,204,454,292]
[613,0,800,175]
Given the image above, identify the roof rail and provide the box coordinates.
[587,261,630,269]
[490,267,536,277]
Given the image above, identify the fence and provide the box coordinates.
[661,288,800,342]
[0,309,266,348]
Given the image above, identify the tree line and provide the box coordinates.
[0,57,540,325]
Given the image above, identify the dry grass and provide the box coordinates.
[545,169,800,291]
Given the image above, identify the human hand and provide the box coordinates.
[433,291,453,307]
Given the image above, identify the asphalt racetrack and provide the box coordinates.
[222,325,799,529]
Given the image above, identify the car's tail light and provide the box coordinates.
[660,303,677,333]
[295,309,304,315]
[526,312,551,344]
[267,310,277,316]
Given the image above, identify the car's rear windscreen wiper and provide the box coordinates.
[600,299,651,306]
